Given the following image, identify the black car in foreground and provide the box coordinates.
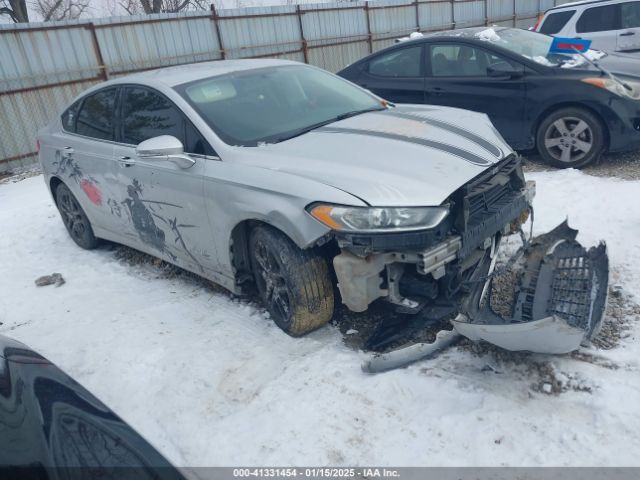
[0,334,184,480]
[338,27,640,168]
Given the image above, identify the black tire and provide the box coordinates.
[536,107,605,169]
[249,226,334,336]
[55,183,99,250]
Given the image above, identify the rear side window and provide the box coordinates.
[539,10,576,34]
[121,87,183,145]
[368,46,423,78]
[76,89,117,141]
[61,100,81,133]
[576,4,620,33]
[622,1,640,28]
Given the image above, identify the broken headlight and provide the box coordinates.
[307,204,449,233]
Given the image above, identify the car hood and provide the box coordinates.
[235,105,512,207]
[563,52,640,77]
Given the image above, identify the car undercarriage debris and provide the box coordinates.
[363,221,609,373]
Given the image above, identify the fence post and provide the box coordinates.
[364,2,373,53]
[87,23,108,80]
[210,4,226,59]
[484,0,488,26]
[296,5,310,62]
[414,0,420,32]
[451,0,456,29]
[512,0,517,27]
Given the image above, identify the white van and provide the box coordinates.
[534,0,640,53]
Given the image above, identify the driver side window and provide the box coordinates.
[368,45,423,78]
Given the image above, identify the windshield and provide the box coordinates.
[175,65,383,146]
[474,27,605,68]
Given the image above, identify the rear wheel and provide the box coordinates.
[536,107,605,169]
[55,183,99,250]
[249,226,334,336]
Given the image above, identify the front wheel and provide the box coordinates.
[249,226,334,336]
[536,107,605,169]
[55,183,99,249]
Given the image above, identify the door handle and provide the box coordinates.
[119,156,135,167]
[620,31,636,37]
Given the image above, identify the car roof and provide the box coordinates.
[111,58,299,88]
[545,0,616,13]
[396,26,511,43]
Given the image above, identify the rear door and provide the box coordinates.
[424,42,528,148]
[352,44,426,103]
[53,88,119,233]
[618,1,640,51]
[574,2,621,52]
[110,85,219,275]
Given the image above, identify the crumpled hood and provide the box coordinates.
[235,105,513,206]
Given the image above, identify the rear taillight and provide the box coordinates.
[533,14,544,31]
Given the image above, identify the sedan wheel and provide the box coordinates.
[537,108,604,169]
[55,183,99,249]
[249,226,334,337]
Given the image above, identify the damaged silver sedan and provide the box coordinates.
[37,59,608,360]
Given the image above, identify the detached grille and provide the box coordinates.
[467,181,515,227]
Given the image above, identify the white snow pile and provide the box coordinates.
[475,27,501,42]
[560,49,607,68]
[2,171,640,466]
[396,31,424,43]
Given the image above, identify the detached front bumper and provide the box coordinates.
[453,221,609,354]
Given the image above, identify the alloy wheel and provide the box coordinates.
[58,190,88,243]
[543,116,594,164]
[253,241,293,326]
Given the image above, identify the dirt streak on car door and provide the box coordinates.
[110,144,215,276]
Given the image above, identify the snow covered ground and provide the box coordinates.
[1,170,640,467]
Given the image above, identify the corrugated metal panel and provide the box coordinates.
[369,0,417,44]
[454,0,485,28]
[0,23,98,92]
[94,12,221,75]
[418,0,453,31]
[218,5,300,59]
[487,0,513,24]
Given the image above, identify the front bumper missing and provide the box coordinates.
[362,221,609,373]
[453,221,609,354]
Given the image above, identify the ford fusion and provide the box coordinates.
[38,60,608,358]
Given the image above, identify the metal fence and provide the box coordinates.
[0,0,569,171]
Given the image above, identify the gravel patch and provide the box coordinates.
[522,150,640,180]
[0,165,42,185]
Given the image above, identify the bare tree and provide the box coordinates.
[119,0,208,14]
[32,0,90,21]
[0,0,29,22]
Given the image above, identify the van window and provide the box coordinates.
[539,10,576,34]
[622,1,640,28]
[576,4,620,33]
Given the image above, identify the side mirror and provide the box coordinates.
[487,62,523,79]
[136,135,195,169]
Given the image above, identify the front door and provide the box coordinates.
[110,86,219,276]
[424,43,528,148]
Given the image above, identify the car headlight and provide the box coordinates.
[582,77,640,100]
[307,204,449,233]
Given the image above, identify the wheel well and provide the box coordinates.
[534,102,609,150]
[49,176,63,198]
[229,220,338,289]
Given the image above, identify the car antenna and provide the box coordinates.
[571,47,632,92]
